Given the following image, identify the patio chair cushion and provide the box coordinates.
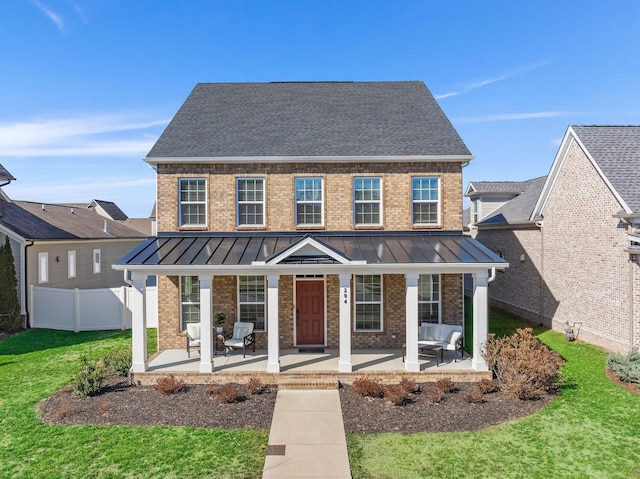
[187,323,201,343]
[233,326,249,341]
[418,323,462,352]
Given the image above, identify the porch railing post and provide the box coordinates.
[405,273,420,372]
[198,275,214,373]
[471,271,489,371]
[130,273,148,372]
[267,274,280,373]
[338,273,352,372]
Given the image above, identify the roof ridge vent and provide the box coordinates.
[41,204,45,211]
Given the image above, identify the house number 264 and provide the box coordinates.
[343,288,348,304]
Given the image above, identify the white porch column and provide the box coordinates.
[405,273,420,372]
[267,274,280,373]
[198,275,214,373]
[338,273,352,372]
[472,271,489,371]
[130,273,148,373]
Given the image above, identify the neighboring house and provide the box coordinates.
[467,126,640,353]
[0,167,152,327]
[115,81,507,374]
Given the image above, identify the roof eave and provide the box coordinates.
[144,155,475,165]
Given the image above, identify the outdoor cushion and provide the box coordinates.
[233,326,248,340]
[187,323,201,341]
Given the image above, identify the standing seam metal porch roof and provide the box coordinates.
[116,231,506,268]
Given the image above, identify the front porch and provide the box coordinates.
[130,347,491,386]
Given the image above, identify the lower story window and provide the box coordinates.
[355,275,382,331]
[418,274,440,323]
[180,276,200,331]
[239,276,266,331]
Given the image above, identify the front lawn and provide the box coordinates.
[348,310,640,478]
[0,328,268,479]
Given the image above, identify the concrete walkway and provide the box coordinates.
[262,390,351,479]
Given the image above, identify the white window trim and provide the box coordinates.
[418,274,441,324]
[294,177,324,227]
[411,176,441,226]
[67,250,76,279]
[353,274,383,332]
[238,275,267,332]
[38,252,48,284]
[178,177,208,227]
[353,177,382,226]
[92,249,101,274]
[180,276,200,331]
[236,177,266,227]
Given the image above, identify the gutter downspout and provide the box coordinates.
[535,218,545,326]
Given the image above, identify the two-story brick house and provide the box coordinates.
[115,81,507,374]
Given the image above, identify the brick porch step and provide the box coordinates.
[277,376,339,390]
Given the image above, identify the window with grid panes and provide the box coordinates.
[418,274,440,323]
[180,276,200,331]
[237,178,265,226]
[354,275,382,331]
[354,177,381,225]
[294,178,323,226]
[239,276,266,331]
[412,177,440,225]
[179,178,207,226]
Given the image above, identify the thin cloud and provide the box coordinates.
[0,113,169,157]
[31,0,66,33]
[435,59,556,99]
[454,111,574,124]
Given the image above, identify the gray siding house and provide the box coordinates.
[0,166,152,327]
[467,126,640,353]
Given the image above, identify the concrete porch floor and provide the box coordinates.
[131,348,491,386]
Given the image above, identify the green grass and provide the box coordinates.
[0,328,268,479]
[349,309,640,479]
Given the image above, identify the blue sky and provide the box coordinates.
[1,0,639,218]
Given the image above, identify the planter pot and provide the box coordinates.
[216,327,224,334]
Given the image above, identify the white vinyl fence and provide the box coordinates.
[30,285,158,331]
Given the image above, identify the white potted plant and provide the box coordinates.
[214,312,227,334]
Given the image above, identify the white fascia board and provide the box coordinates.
[113,261,508,276]
[145,155,475,165]
[464,182,477,196]
[27,238,145,246]
[0,224,26,244]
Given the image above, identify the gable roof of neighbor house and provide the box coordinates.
[571,126,640,213]
[0,164,16,183]
[0,199,150,241]
[146,81,472,162]
[477,176,547,226]
[534,126,640,217]
[465,180,533,197]
[88,199,128,221]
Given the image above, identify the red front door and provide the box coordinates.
[296,280,325,345]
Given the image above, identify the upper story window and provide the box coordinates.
[179,178,207,227]
[68,250,76,279]
[418,274,440,324]
[471,198,479,224]
[295,177,323,226]
[354,177,381,226]
[412,177,440,226]
[237,178,265,227]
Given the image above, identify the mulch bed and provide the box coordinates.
[40,375,559,433]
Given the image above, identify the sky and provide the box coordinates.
[1,0,640,218]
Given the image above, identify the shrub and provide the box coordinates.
[463,388,485,404]
[54,401,77,419]
[477,378,500,394]
[424,387,445,404]
[352,377,384,398]
[607,348,640,385]
[435,378,456,393]
[154,374,185,395]
[482,328,564,400]
[213,384,245,404]
[247,377,265,395]
[398,377,419,394]
[103,349,132,377]
[73,357,106,398]
[384,383,411,406]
